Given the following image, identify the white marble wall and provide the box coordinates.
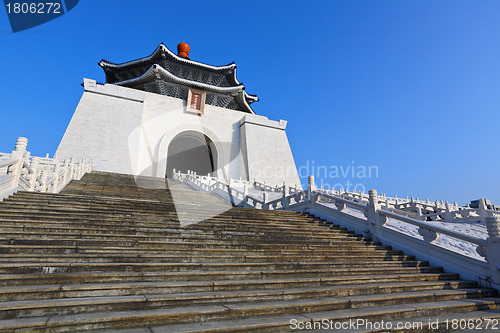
[55,78,301,188]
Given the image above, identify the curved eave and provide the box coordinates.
[244,92,259,104]
[99,44,236,73]
[115,65,245,94]
[235,92,256,114]
[229,67,258,104]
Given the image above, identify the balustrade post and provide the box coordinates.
[29,157,40,191]
[52,164,61,193]
[444,201,453,222]
[7,137,28,192]
[40,169,48,193]
[367,189,382,241]
[485,215,500,286]
[307,175,316,202]
[69,158,75,179]
[62,159,69,187]
[357,191,364,203]
[416,206,425,221]
[76,161,82,179]
[478,199,489,223]
[262,193,269,210]
[308,176,316,191]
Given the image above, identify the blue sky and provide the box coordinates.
[1,0,499,205]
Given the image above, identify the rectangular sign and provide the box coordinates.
[186,88,206,115]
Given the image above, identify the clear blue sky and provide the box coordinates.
[1,0,499,205]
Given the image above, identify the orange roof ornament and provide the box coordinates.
[177,42,190,59]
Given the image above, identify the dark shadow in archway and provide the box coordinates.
[166,131,216,178]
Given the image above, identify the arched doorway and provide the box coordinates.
[166,131,217,178]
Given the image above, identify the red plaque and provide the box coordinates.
[187,88,206,115]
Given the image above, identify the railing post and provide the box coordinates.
[485,215,500,286]
[29,157,40,191]
[444,201,453,222]
[367,189,382,241]
[52,164,61,193]
[307,175,316,202]
[308,176,316,191]
[7,137,28,192]
[40,169,48,193]
[479,199,489,223]
[62,159,70,186]
[262,192,269,210]
[69,158,75,179]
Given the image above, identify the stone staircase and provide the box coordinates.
[0,172,499,332]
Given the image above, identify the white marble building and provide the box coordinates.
[55,43,301,188]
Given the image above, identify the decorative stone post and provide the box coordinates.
[62,159,70,187]
[283,183,289,197]
[262,192,269,210]
[52,164,61,193]
[485,215,500,286]
[7,137,28,191]
[478,199,490,223]
[29,157,40,191]
[308,176,316,192]
[307,175,316,202]
[40,169,49,193]
[69,157,75,179]
[367,189,381,241]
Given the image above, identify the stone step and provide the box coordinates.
[129,300,500,333]
[0,218,356,241]
[0,253,418,264]
[0,236,378,251]
[0,209,344,228]
[0,209,332,228]
[0,270,457,288]
[0,244,405,256]
[0,263,442,276]
[0,226,364,239]
[1,237,390,251]
[0,287,495,321]
[0,279,469,302]
[0,292,497,331]
[0,260,429,275]
[0,224,360,236]
[0,226,366,242]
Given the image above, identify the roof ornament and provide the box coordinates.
[177,42,190,59]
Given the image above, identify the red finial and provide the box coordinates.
[177,42,190,59]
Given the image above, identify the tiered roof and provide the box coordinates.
[98,44,258,114]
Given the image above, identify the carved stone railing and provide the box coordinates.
[0,137,93,200]
[253,180,300,195]
[301,181,500,290]
[173,170,500,290]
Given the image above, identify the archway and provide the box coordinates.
[166,131,217,178]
